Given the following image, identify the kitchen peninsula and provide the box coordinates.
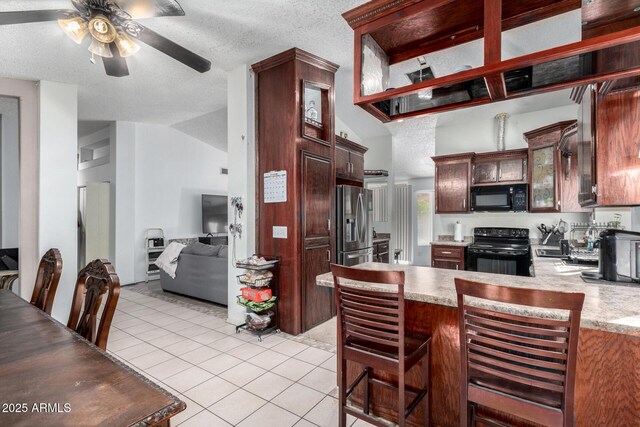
[317,254,640,426]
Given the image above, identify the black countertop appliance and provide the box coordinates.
[599,229,640,283]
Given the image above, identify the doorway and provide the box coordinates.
[0,96,20,293]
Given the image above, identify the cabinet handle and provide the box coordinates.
[350,162,353,174]
[327,250,331,263]
[463,198,466,209]
[442,251,452,255]
[456,264,459,270]
[327,218,331,230]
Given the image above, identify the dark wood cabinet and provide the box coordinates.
[431,245,465,271]
[525,121,590,213]
[335,135,368,182]
[432,153,473,214]
[373,240,390,263]
[596,89,640,205]
[472,150,527,185]
[253,48,338,335]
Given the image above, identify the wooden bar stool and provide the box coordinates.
[455,278,585,427]
[331,264,431,427]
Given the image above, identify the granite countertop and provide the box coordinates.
[431,240,471,247]
[318,247,640,336]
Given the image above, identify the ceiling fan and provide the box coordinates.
[0,0,212,77]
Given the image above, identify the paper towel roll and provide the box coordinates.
[454,222,464,242]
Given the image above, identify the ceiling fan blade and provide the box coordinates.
[0,10,77,26]
[102,44,130,77]
[117,0,185,19]
[132,25,211,73]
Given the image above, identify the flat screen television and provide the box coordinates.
[202,195,228,234]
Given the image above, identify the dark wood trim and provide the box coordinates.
[431,152,476,163]
[484,73,507,100]
[484,0,502,65]
[523,120,577,142]
[355,26,640,105]
[252,48,339,74]
[336,135,368,154]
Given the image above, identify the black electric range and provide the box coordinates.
[467,227,532,277]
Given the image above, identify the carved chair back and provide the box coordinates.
[67,259,120,350]
[30,248,63,314]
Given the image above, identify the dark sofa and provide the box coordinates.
[159,243,228,305]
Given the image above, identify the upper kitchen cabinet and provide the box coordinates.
[335,135,368,183]
[577,84,640,207]
[341,0,640,122]
[432,153,473,214]
[524,121,587,213]
[472,149,527,186]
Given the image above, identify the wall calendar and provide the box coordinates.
[264,170,287,203]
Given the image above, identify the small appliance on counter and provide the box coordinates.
[598,229,640,283]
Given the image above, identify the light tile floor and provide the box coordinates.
[108,286,374,427]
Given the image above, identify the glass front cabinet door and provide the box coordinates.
[529,144,560,212]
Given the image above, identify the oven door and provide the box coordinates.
[467,248,532,276]
[470,185,513,212]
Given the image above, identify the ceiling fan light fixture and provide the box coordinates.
[88,16,117,44]
[58,16,88,44]
[88,39,113,58]
[115,31,141,57]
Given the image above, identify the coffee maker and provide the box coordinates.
[599,229,640,283]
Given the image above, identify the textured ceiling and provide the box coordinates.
[1,1,580,174]
[0,0,389,145]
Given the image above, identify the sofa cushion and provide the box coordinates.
[182,242,221,257]
[218,246,229,259]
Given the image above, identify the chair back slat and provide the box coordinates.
[467,343,567,372]
[465,321,569,350]
[331,264,405,365]
[456,278,585,425]
[67,259,120,350]
[30,248,63,315]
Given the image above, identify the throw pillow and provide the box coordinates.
[182,242,221,257]
[218,246,228,259]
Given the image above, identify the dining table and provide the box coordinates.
[0,289,185,426]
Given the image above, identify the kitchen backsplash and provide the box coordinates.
[433,208,633,244]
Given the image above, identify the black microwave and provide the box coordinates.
[470,184,528,212]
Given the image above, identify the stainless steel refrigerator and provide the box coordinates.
[337,185,373,266]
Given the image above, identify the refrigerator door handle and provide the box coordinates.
[355,193,362,242]
[358,193,366,245]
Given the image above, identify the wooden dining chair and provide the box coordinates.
[30,248,63,314]
[455,278,585,427]
[67,259,120,350]
[331,264,431,427]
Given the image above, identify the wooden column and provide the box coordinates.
[483,0,507,100]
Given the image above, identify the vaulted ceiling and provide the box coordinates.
[1,1,580,180]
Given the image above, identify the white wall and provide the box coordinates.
[0,97,20,249]
[39,81,78,322]
[133,124,228,283]
[111,122,136,285]
[434,212,590,243]
[226,65,256,325]
[436,104,579,155]
[335,116,362,144]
